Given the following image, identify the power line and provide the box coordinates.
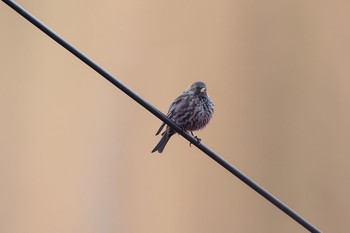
[2,1,321,232]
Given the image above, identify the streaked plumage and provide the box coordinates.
[151,81,214,153]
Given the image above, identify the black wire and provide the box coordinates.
[2,1,321,232]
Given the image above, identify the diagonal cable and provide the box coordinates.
[2,1,321,232]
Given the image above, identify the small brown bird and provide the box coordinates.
[151,81,214,153]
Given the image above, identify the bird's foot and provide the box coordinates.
[189,132,201,147]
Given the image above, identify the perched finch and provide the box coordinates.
[151,81,214,153]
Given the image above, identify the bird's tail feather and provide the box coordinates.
[155,123,166,136]
[151,132,173,153]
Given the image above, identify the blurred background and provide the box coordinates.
[1,0,349,232]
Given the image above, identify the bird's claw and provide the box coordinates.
[189,134,201,147]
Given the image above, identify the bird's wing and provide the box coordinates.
[167,91,192,118]
[155,91,193,135]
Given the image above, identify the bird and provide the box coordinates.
[151,81,214,153]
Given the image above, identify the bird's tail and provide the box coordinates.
[151,130,174,153]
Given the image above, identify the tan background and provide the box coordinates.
[1,1,349,232]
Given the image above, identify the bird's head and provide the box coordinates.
[188,81,207,96]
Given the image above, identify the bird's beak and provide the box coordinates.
[200,87,206,93]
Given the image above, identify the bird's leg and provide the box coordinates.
[180,127,194,147]
[191,131,202,142]
[189,131,201,147]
